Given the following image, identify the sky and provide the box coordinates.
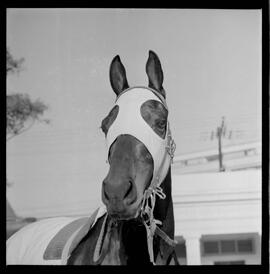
[6,9,262,218]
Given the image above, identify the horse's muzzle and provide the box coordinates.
[102,177,139,219]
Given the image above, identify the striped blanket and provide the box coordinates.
[6,206,107,265]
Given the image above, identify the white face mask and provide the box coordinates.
[106,86,175,188]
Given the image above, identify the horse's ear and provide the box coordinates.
[146,50,166,99]
[109,55,129,96]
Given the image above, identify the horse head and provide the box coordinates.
[101,50,174,221]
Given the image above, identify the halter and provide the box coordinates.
[106,86,176,188]
[105,86,177,264]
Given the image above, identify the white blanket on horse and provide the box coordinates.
[6,206,107,265]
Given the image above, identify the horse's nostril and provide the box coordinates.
[124,180,133,199]
[104,189,109,201]
[103,181,110,202]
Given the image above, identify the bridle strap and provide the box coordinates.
[166,250,180,265]
[155,228,179,265]
[155,226,177,248]
[115,86,168,110]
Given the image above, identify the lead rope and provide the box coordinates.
[141,184,178,265]
[140,124,176,265]
[93,213,109,263]
[141,185,166,265]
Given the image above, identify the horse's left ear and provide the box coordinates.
[146,50,166,99]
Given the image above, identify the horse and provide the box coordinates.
[6,50,178,265]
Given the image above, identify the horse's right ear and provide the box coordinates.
[109,55,129,96]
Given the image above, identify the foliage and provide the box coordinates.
[6,49,49,141]
[6,49,24,75]
[6,94,49,141]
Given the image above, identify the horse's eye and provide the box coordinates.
[156,120,166,129]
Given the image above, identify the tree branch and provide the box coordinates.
[6,118,36,142]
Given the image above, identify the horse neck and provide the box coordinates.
[153,166,174,238]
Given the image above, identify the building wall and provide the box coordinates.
[172,170,261,265]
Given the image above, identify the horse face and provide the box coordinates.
[101,51,167,220]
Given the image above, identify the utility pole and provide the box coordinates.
[200,117,246,172]
[211,116,227,172]
[217,117,225,171]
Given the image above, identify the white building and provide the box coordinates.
[171,142,261,265]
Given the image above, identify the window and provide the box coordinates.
[237,239,253,253]
[202,238,254,256]
[204,241,219,254]
[214,260,245,265]
[220,240,236,253]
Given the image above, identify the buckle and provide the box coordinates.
[166,133,176,163]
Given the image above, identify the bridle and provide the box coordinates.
[139,117,177,265]
[103,86,178,265]
[106,86,176,190]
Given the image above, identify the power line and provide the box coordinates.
[5,115,259,143]
[7,129,260,154]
